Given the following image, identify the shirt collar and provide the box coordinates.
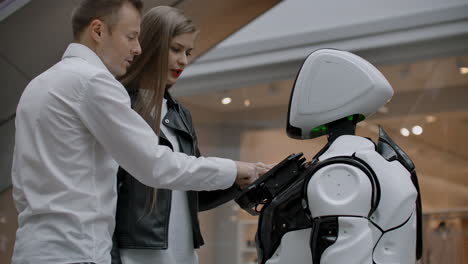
[62,43,110,73]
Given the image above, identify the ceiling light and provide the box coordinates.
[412,125,423,135]
[425,115,436,123]
[244,99,251,107]
[400,128,410,137]
[221,97,232,105]
[456,57,468,75]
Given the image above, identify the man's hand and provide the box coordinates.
[234,161,274,189]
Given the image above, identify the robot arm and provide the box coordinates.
[235,153,306,215]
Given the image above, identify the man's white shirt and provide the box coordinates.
[11,43,236,264]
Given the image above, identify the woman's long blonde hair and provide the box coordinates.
[120,6,197,134]
[119,6,198,214]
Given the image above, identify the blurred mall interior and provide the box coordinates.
[1,0,467,263]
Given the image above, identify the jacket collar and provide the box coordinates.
[163,90,192,137]
[164,89,179,110]
[62,43,110,74]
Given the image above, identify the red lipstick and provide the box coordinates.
[171,69,183,78]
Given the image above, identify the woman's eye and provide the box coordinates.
[186,51,192,56]
[171,47,181,52]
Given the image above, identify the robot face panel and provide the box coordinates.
[287,49,394,139]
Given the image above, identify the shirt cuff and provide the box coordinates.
[212,157,237,189]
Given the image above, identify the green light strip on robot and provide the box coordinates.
[311,125,327,132]
[347,114,366,122]
[309,125,328,137]
[309,114,366,137]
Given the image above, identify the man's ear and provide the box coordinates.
[89,19,104,42]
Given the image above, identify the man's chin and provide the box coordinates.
[113,68,127,78]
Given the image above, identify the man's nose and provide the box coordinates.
[133,40,142,55]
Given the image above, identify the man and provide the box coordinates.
[11,1,266,263]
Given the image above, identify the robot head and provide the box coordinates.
[287,49,394,139]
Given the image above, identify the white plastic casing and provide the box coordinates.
[307,164,372,218]
[266,229,313,264]
[288,49,393,139]
[265,135,418,264]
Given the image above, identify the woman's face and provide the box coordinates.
[167,31,198,85]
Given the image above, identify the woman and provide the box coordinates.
[112,6,266,264]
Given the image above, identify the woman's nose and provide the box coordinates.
[178,54,188,66]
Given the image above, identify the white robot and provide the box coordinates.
[236,49,422,264]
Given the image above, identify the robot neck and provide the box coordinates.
[327,116,357,143]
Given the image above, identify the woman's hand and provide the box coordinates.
[234,161,274,189]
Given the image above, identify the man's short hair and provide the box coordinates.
[71,0,143,40]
